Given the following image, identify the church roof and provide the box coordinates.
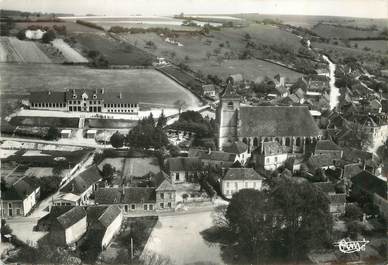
[221,83,239,99]
[238,106,321,137]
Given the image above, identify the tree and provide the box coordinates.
[344,203,363,221]
[16,29,26,40]
[244,33,251,41]
[110,131,125,148]
[226,189,274,263]
[45,126,60,140]
[156,111,167,128]
[270,179,333,260]
[42,29,56,43]
[102,164,114,185]
[174,100,187,115]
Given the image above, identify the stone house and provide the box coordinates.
[313,182,346,217]
[1,176,40,218]
[59,165,102,206]
[314,139,343,159]
[221,168,264,198]
[188,149,238,169]
[166,157,202,184]
[253,141,288,171]
[202,84,216,98]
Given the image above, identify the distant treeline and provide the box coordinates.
[348,37,388,41]
[76,19,105,31]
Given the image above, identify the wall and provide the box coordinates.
[170,170,187,184]
[1,200,24,217]
[222,180,262,198]
[22,187,40,216]
[65,216,87,245]
[101,212,123,248]
[373,194,388,221]
[156,190,176,210]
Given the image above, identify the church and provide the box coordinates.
[217,85,322,154]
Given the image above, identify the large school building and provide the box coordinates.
[29,89,139,114]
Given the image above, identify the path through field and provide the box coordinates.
[0,37,51,63]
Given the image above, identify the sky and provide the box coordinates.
[1,0,387,18]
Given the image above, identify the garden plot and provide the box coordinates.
[51,39,88,63]
[122,157,160,177]
[0,37,51,63]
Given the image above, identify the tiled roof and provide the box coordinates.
[95,188,121,204]
[61,165,102,195]
[207,151,236,162]
[57,206,86,229]
[155,179,175,191]
[223,168,264,181]
[29,91,66,103]
[343,163,362,179]
[308,154,337,168]
[351,170,387,199]
[122,188,156,204]
[342,147,373,162]
[2,176,40,201]
[149,171,174,191]
[221,83,239,99]
[37,206,74,227]
[98,205,121,227]
[238,106,321,137]
[65,89,104,101]
[188,148,207,158]
[223,141,248,154]
[167,157,202,172]
[263,141,287,156]
[315,140,342,151]
[313,182,335,193]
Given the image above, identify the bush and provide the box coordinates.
[45,126,60,140]
[110,131,125,148]
[42,29,56,43]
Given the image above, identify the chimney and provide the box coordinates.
[101,88,104,94]
[119,92,122,99]
[208,148,212,155]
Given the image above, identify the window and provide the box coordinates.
[245,182,248,188]
[275,157,278,163]
[160,193,164,199]
[253,182,256,188]
[149,204,154,211]
[124,205,129,212]
[93,94,97,99]
[16,209,20,215]
[266,158,270,164]
[131,204,136,210]
[227,101,234,110]
[234,182,238,189]
[167,202,172,208]
[175,173,180,181]
[160,202,164,209]
[144,204,148,211]
[226,182,230,188]
[8,203,12,208]
[168,193,172,199]
[73,94,77,99]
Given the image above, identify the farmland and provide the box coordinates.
[0,64,202,108]
[72,32,155,65]
[349,40,388,54]
[14,21,102,34]
[9,116,79,128]
[0,36,51,63]
[311,23,382,39]
[51,38,88,63]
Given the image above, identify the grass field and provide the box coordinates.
[98,158,125,172]
[86,118,137,129]
[188,58,302,82]
[73,32,155,65]
[0,37,51,63]
[349,40,388,54]
[122,157,160,177]
[312,24,381,39]
[0,64,202,108]
[14,21,102,34]
[51,38,88,63]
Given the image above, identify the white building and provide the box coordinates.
[254,141,288,171]
[222,168,264,198]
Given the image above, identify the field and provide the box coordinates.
[86,118,137,129]
[98,158,125,172]
[51,38,88,63]
[9,116,79,128]
[188,58,303,82]
[72,32,155,65]
[0,64,202,108]
[14,21,102,34]
[311,24,382,39]
[122,157,160,177]
[349,40,388,54]
[0,36,51,63]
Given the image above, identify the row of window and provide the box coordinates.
[106,109,136,113]
[123,202,172,212]
[68,100,101,105]
[104,103,138,108]
[159,192,173,200]
[225,181,259,189]
[266,156,279,164]
[32,102,66,108]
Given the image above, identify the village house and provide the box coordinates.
[351,171,388,220]
[57,165,102,206]
[29,89,139,114]
[313,182,346,217]
[202,84,216,98]
[217,84,322,154]
[166,157,202,184]
[49,206,87,246]
[95,171,176,213]
[253,141,288,171]
[86,205,123,249]
[188,148,239,169]
[314,139,343,159]
[222,141,249,165]
[1,176,40,217]
[221,168,264,198]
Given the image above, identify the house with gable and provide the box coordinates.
[166,157,202,184]
[58,165,102,206]
[222,141,249,165]
[253,141,288,171]
[221,168,264,198]
[314,139,343,159]
[1,176,41,217]
[86,205,123,249]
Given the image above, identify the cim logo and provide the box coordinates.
[334,238,369,254]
